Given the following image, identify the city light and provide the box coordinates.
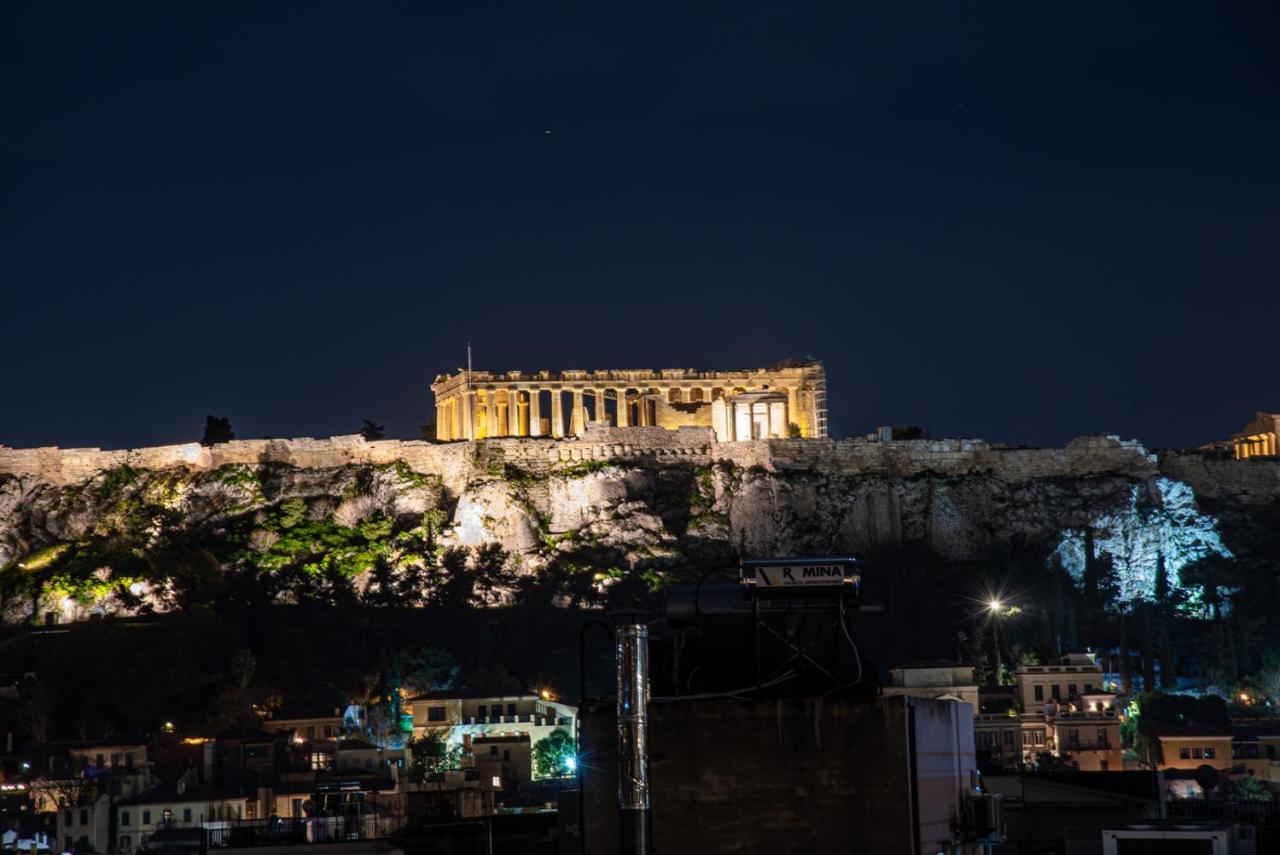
[987,599,1003,612]
[566,755,577,772]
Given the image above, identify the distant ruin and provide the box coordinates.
[430,361,829,441]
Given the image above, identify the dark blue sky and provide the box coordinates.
[4,2,1277,450]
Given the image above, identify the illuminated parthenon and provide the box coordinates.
[431,362,828,442]
[1232,411,1279,459]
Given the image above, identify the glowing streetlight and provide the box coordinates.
[565,755,577,772]
[987,599,1003,613]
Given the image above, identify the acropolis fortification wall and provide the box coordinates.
[0,428,1174,484]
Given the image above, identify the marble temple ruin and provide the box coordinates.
[431,360,829,442]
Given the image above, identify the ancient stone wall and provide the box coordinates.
[3,431,1277,504]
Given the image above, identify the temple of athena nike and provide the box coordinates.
[431,360,828,442]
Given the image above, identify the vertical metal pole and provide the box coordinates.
[616,620,652,855]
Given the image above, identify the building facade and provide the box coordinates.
[975,655,1122,771]
[406,692,575,782]
[1232,412,1279,459]
[430,362,828,441]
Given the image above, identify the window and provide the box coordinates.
[80,809,89,826]
[503,750,511,761]
[120,836,131,850]
[291,799,303,819]
[1179,747,1191,760]
[64,811,72,827]
[1003,730,1013,746]
[1192,748,1203,760]
[428,706,446,722]
[490,745,498,755]
[323,725,332,737]
[142,811,151,826]
[306,726,315,738]
[1097,729,1107,746]
[1100,760,1108,771]
[1051,684,1061,701]
[507,703,516,716]
[1268,745,1276,760]
[1084,683,1094,693]
[491,704,502,719]
[1068,729,1079,747]
[491,776,501,787]
[121,811,131,828]
[182,808,191,823]
[1204,747,1215,759]
[1068,684,1077,698]
[1034,685,1043,702]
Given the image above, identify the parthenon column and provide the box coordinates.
[529,389,543,436]
[551,390,564,438]
[615,388,628,426]
[463,391,476,440]
[486,391,500,438]
[570,389,585,436]
[508,389,522,436]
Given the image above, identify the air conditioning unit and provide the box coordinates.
[963,793,1005,843]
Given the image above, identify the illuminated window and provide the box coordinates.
[491,776,501,787]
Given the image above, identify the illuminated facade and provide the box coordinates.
[1232,411,1279,459]
[430,362,828,441]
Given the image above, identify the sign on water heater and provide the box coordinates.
[740,557,859,593]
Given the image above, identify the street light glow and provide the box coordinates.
[988,599,1003,612]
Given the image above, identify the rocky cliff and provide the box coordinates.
[1,428,1276,623]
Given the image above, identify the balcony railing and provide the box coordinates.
[176,813,409,849]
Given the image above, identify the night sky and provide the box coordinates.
[4,2,1277,451]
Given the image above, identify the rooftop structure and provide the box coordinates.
[430,361,828,441]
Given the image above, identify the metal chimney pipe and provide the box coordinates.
[615,618,652,855]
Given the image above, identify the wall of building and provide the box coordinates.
[579,695,973,855]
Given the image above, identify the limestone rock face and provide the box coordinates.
[0,435,1276,621]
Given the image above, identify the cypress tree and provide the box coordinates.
[1159,624,1177,690]
[1119,612,1132,696]
[1154,551,1169,604]
[1141,606,1156,693]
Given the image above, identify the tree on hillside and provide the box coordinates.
[201,415,235,445]
[359,419,386,441]
[532,728,576,778]
[409,731,464,780]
